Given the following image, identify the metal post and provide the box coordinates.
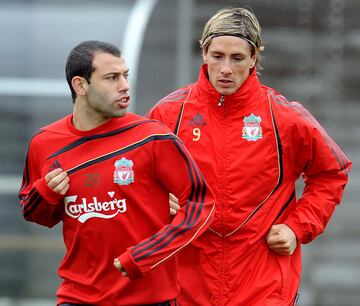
[122,0,158,113]
[176,0,194,87]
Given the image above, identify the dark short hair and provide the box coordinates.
[65,40,121,102]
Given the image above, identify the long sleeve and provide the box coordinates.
[18,138,63,228]
[119,135,215,279]
[282,103,352,243]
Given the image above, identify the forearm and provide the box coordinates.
[19,177,62,227]
[118,197,215,279]
[284,172,349,243]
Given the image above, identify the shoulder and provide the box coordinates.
[127,114,179,153]
[158,83,194,104]
[266,87,317,129]
[24,116,71,163]
[146,83,195,130]
[126,112,174,135]
[147,84,194,116]
[30,115,69,145]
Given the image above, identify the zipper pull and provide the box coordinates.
[218,96,225,107]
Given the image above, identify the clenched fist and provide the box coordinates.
[45,168,70,195]
[266,224,297,255]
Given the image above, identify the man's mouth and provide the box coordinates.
[115,96,130,108]
[217,79,233,87]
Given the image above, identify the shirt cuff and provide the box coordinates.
[34,177,64,205]
[118,251,143,279]
[283,219,303,243]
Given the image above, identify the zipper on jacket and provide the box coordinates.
[218,95,225,107]
[218,95,227,118]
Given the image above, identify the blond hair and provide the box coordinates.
[200,7,264,70]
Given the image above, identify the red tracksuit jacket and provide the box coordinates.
[147,65,352,306]
[19,112,215,305]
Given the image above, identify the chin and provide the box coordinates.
[112,110,127,118]
[219,89,235,96]
[214,85,235,96]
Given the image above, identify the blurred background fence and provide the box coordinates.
[0,0,359,305]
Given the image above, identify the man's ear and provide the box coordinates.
[71,76,87,97]
[249,50,257,69]
[202,50,208,64]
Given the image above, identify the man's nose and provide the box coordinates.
[220,60,232,75]
[118,76,130,92]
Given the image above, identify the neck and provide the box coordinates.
[72,100,110,131]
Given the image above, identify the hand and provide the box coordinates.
[266,224,297,255]
[169,193,180,216]
[45,168,70,195]
[113,258,128,276]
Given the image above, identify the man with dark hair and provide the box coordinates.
[19,40,215,305]
[65,40,121,102]
[147,7,352,306]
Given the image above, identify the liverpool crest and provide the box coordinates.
[114,157,134,185]
[242,114,263,141]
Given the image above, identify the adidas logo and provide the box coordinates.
[189,113,206,126]
[49,159,62,171]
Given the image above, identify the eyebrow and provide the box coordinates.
[210,51,246,56]
[104,69,129,76]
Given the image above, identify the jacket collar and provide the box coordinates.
[196,64,264,113]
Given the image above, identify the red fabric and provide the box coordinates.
[19,112,215,305]
[147,65,352,305]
